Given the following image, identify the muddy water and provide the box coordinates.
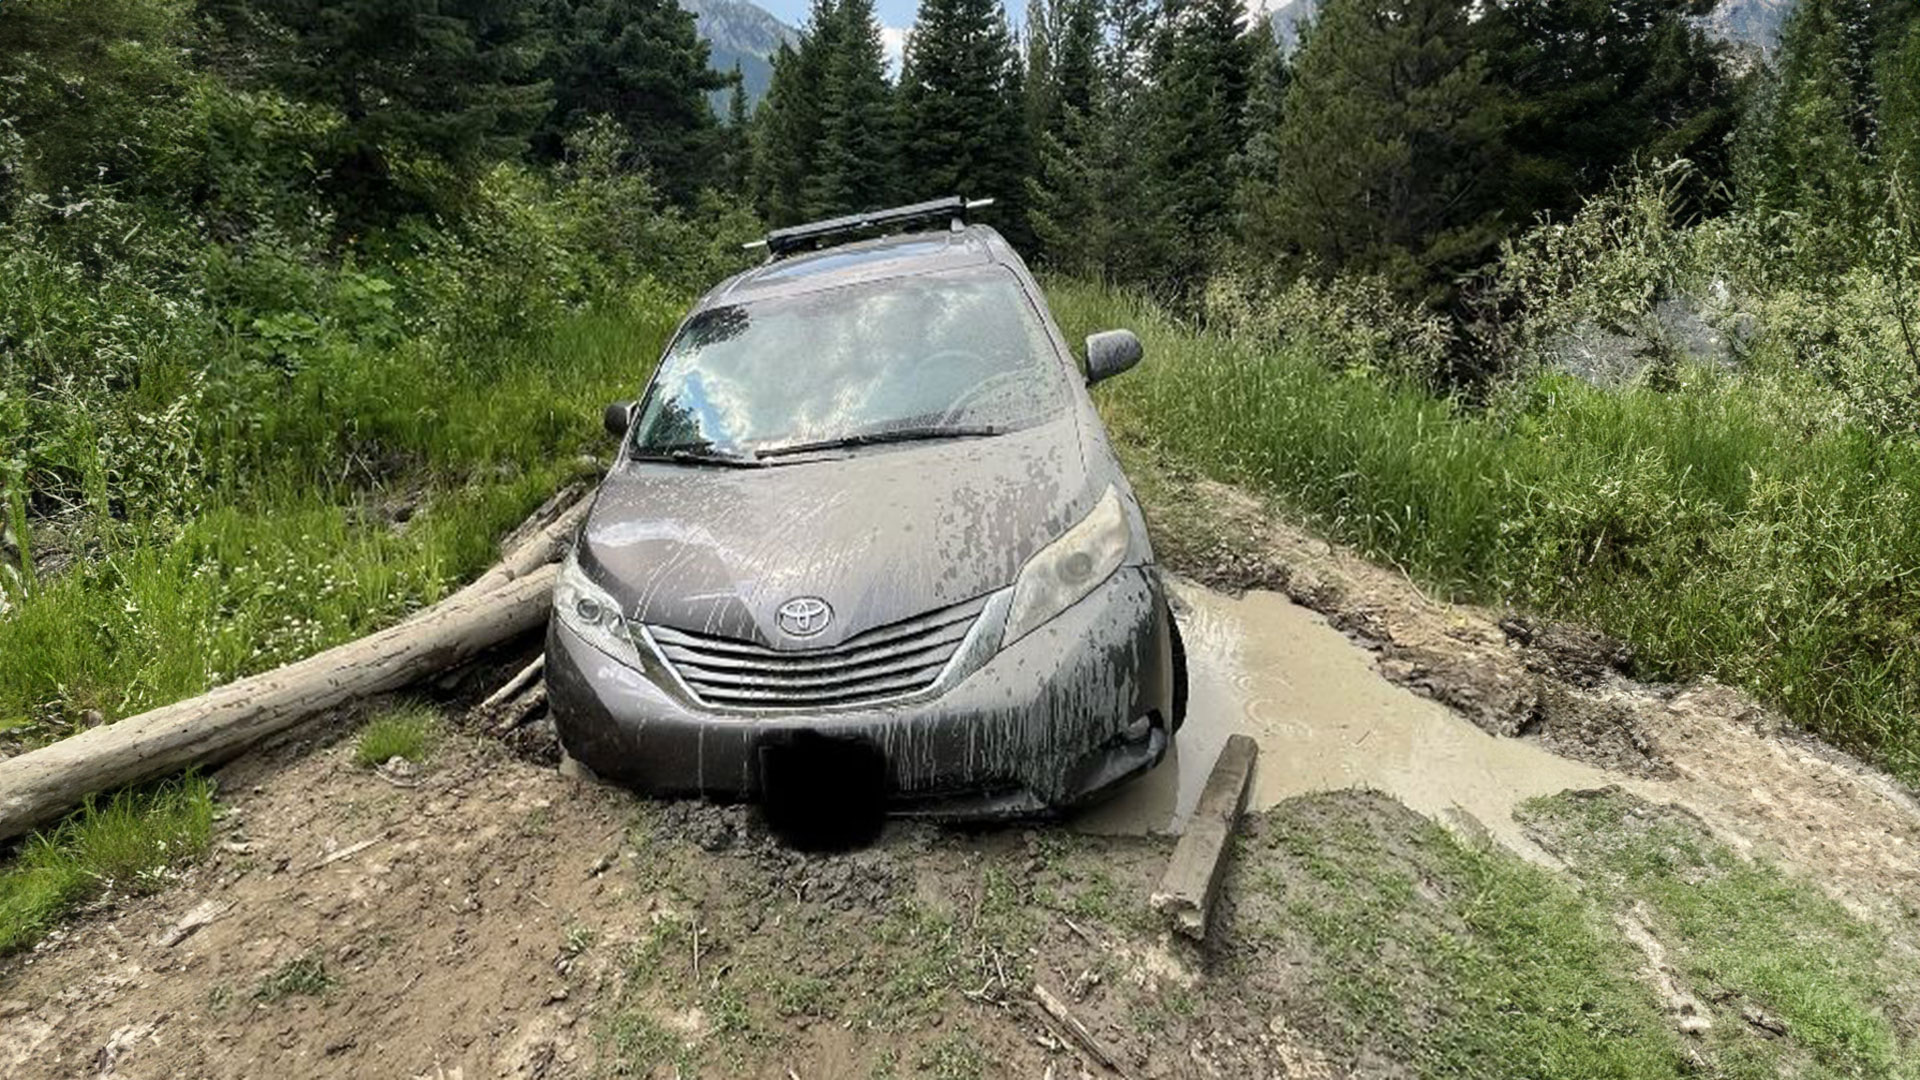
[1077,583,1613,854]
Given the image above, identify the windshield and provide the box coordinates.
[630,266,1071,456]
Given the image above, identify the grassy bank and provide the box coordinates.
[1235,790,1918,1078]
[1052,280,1920,784]
[1521,789,1919,1078]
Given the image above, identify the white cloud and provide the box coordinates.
[881,26,908,79]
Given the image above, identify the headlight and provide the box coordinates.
[1002,486,1131,645]
[555,550,639,663]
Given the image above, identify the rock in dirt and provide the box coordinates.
[153,900,233,948]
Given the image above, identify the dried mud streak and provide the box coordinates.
[1164,477,1920,930]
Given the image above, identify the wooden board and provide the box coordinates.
[1150,732,1259,938]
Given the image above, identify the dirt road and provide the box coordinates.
[3,481,1917,1078]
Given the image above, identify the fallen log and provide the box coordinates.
[1150,732,1258,939]
[495,482,590,559]
[0,564,557,842]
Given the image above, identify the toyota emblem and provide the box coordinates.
[776,596,833,638]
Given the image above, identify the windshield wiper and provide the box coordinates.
[755,425,1006,460]
[629,443,766,468]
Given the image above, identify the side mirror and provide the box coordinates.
[1084,330,1143,386]
[603,401,635,438]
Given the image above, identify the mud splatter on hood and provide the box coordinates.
[578,414,1092,648]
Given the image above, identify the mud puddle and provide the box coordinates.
[1077,582,1614,855]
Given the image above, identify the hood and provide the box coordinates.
[578,415,1093,649]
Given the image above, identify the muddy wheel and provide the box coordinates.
[1169,615,1188,734]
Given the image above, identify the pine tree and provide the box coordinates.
[1239,0,1508,306]
[1025,0,1104,270]
[722,64,754,198]
[1052,0,1099,120]
[241,0,550,221]
[752,0,904,225]
[753,2,837,225]
[752,42,807,224]
[896,0,1031,244]
[1740,0,1882,226]
[1233,15,1290,182]
[1148,0,1253,288]
[1025,0,1058,144]
[535,0,730,204]
[1882,21,1920,178]
[1477,0,1734,220]
[806,0,897,216]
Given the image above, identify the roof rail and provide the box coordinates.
[747,197,995,259]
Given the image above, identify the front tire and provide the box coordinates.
[1168,615,1189,733]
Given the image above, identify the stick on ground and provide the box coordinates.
[491,682,548,735]
[481,655,546,711]
[1030,983,1137,1079]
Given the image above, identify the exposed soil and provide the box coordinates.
[4,474,1919,1076]
[0,722,1322,1079]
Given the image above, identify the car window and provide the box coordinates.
[631,266,1071,454]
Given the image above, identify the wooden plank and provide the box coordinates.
[1150,732,1259,939]
[0,565,557,842]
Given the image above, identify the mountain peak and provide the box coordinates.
[682,0,802,111]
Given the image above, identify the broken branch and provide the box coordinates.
[1030,983,1137,1080]
[481,655,546,711]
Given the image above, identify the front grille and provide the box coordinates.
[646,594,991,709]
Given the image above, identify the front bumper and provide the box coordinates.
[546,568,1176,816]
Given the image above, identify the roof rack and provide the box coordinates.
[748,197,995,259]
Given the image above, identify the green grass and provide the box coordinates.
[1244,792,1689,1079]
[353,702,438,767]
[0,299,678,739]
[1050,279,1920,782]
[916,1033,986,1080]
[0,775,214,955]
[253,951,335,1001]
[1520,789,1919,1079]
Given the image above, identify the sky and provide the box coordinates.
[750,0,1279,74]
[749,0,1019,33]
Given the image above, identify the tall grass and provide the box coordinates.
[1050,280,1920,782]
[0,775,214,955]
[0,300,678,739]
